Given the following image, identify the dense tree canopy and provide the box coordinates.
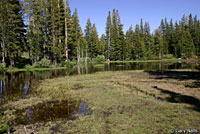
[0,0,200,67]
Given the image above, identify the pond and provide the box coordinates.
[0,62,199,104]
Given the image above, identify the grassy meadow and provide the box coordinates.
[1,70,200,134]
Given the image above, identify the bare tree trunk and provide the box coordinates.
[85,47,88,64]
[58,0,62,62]
[85,62,88,74]
[64,0,68,62]
[159,44,162,59]
[10,58,14,67]
[77,65,80,75]
[77,40,81,64]
[1,41,5,64]
[81,46,84,61]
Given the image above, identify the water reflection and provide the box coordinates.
[15,100,81,125]
[73,102,92,116]
[0,62,198,103]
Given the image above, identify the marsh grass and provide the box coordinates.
[1,71,200,133]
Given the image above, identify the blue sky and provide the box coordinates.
[69,0,200,36]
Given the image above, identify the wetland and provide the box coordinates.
[0,61,200,134]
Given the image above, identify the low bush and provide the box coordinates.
[25,64,33,71]
[93,55,106,64]
[34,58,52,68]
[163,54,174,59]
[151,56,161,60]
[79,57,92,64]
[58,61,67,67]
[0,63,6,73]
[66,59,77,67]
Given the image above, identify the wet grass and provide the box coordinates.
[1,70,200,133]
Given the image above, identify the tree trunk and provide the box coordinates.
[10,58,14,67]
[77,40,81,64]
[1,41,5,64]
[64,0,68,62]
[81,47,84,60]
[77,65,80,75]
[85,47,88,64]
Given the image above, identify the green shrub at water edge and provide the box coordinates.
[66,59,77,67]
[80,57,92,64]
[57,61,67,67]
[34,58,52,68]
[25,64,33,71]
[163,54,174,59]
[93,55,106,64]
[0,63,6,73]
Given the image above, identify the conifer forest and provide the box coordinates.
[1,1,200,133]
[0,0,199,68]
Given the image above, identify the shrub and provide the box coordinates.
[34,58,52,68]
[0,63,6,73]
[78,57,92,65]
[151,56,161,60]
[25,64,33,71]
[59,61,67,67]
[163,54,174,59]
[93,55,106,64]
[66,59,77,68]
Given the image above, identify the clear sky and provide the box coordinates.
[69,0,200,36]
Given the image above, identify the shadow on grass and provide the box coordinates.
[145,71,200,88]
[152,86,200,112]
[144,71,200,112]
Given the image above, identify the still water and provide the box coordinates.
[0,62,199,104]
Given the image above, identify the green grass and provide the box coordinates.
[93,64,105,67]
[0,115,9,133]
[106,58,180,63]
[2,71,200,133]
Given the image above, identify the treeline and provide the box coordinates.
[0,0,200,67]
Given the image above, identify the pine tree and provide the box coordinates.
[168,19,176,55]
[0,0,8,64]
[118,24,125,60]
[125,25,134,60]
[2,0,26,67]
[84,18,92,60]
[105,11,112,61]
[174,21,181,57]
[153,28,163,59]
[181,28,195,57]
[144,22,153,59]
[133,24,144,59]
[90,24,100,58]
[164,18,170,55]
[99,34,106,56]
[140,18,144,36]
[70,8,82,62]
[193,15,200,56]
[110,9,122,60]
[64,0,70,61]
